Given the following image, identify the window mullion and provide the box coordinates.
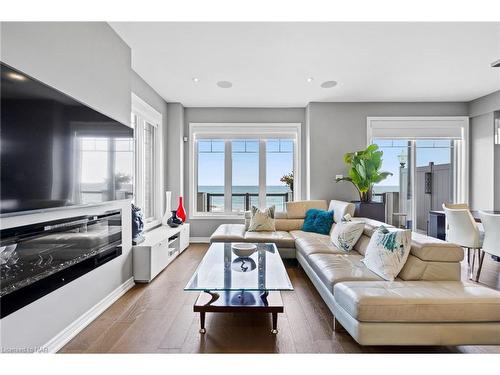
[224,140,232,213]
[259,140,266,209]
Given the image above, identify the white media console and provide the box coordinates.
[132,223,190,282]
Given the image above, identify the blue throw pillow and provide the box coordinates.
[302,209,334,235]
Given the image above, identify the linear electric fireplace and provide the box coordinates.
[0,210,122,318]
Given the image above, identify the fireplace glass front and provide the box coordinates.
[0,210,122,318]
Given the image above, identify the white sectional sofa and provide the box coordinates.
[210,199,500,346]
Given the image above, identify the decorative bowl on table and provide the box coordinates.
[231,243,257,258]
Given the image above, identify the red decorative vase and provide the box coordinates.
[176,196,186,222]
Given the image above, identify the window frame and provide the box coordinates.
[132,93,164,229]
[189,123,301,219]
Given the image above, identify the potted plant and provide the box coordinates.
[280,172,294,192]
[335,144,392,221]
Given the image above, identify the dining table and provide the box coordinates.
[428,210,500,240]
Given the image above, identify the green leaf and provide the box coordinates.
[335,143,392,200]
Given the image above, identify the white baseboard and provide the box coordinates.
[42,277,135,353]
[189,237,210,243]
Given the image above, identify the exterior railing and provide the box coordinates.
[199,192,291,212]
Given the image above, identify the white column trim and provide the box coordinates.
[259,140,267,209]
[224,140,233,213]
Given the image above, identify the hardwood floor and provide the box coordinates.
[60,243,500,354]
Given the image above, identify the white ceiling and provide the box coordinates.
[110,22,500,107]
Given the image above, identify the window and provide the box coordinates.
[190,123,301,218]
[132,94,163,226]
[232,139,259,213]
[266,139,294,212]
[197,139,225,212]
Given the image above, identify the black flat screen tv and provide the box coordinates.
[0,62,134,215]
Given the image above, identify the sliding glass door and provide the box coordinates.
[373,138,457,233]
[373,139,413,229]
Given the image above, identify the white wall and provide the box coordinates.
[0,22,134,351]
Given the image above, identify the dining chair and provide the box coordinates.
[476,211,500,282]
[442,203,482,279]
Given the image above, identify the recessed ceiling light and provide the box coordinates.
[491,59,500,67]
[6,72,27,81]
[217,81,232,88]
[306,77,314,83]
[192,77,199,83]
[321,80,338,88]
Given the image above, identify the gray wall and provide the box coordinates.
[469,90,500,118]
[306,102,469,202]
[495,113,500,210]
[468,91,500,210]
[182,107,306,238]
[470,112,495,210]
[167,103,185,206]
[0,22,133,350]
[1,22,131,125]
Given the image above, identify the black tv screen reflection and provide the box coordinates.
[0,63,134,215]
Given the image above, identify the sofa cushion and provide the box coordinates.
[398,254,461,281]
[353,234,371,256]
[244,230,295,248]
[295,237,345,257]
[286,200,328,219]
[334,281,500,323]
[355,218,394,236]
[244,211,303,231]
[352,218,463,263]
[210,224,246,242]
[328,200,356,224]
[306,253,383,292]
[290,230,329,241]
[275,218,304,231]
[410,232,464,262]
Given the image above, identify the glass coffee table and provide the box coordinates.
[185,242,293,334]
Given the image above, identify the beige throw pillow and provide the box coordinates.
[247,206,276,232]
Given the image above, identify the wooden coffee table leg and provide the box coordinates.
[271,312,278,334]
[199,312,206,334]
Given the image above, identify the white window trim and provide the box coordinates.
[367,116,469,225]
[132,93,164,230]
[189,123,301,219]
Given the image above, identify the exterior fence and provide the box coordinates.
[197,192,292,212]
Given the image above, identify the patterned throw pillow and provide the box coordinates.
[247,205,276,232]
[302,209,334,235]
[330,221,365,252]
[362,226,412,281]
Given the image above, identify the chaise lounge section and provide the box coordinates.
[210,200,500,346]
